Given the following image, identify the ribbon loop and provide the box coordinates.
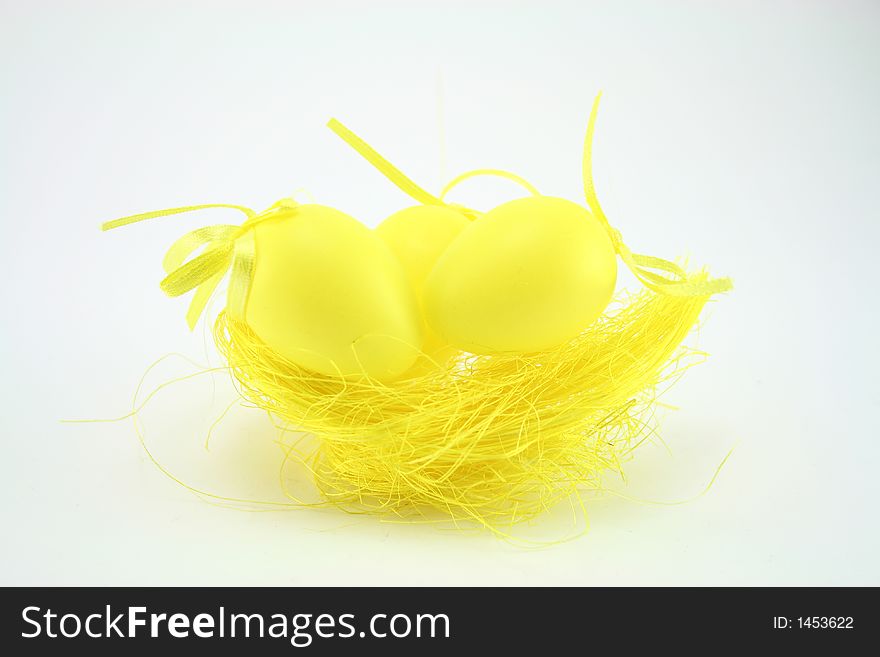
[159,242,234,298]
[162,225,241,274]
[439,169,541,202]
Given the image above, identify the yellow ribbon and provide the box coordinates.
[327,119,538,221]
[329,96,731,298]
[102,199,299,329]
[105,99,728,332]
[326,119,445,207]
[439,169,542,201]
[582,93,732,296]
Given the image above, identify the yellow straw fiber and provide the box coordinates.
[214,281,713,528]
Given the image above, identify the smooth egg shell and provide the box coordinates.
[423,196,617,354]
[376,204,469,374]
[244,204,423,381]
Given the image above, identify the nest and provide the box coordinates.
[214,278,714,531]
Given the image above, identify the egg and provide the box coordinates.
[423,196,617,354]
[376,205,469,373]
[244,204,423,381]
[376,205,470,293]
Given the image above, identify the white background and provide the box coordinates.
[2,0,878,585]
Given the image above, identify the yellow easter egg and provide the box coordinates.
[376,205,469,373]
[376,205,470,293]
[244,204,423,381]
[423,196,617,354]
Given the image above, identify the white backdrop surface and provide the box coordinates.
[1,0,877,585]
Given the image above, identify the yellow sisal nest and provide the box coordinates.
[214,284,714,529]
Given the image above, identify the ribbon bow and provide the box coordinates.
[102,198,299,329]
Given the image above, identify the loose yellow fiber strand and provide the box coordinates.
[71,353,316,512]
